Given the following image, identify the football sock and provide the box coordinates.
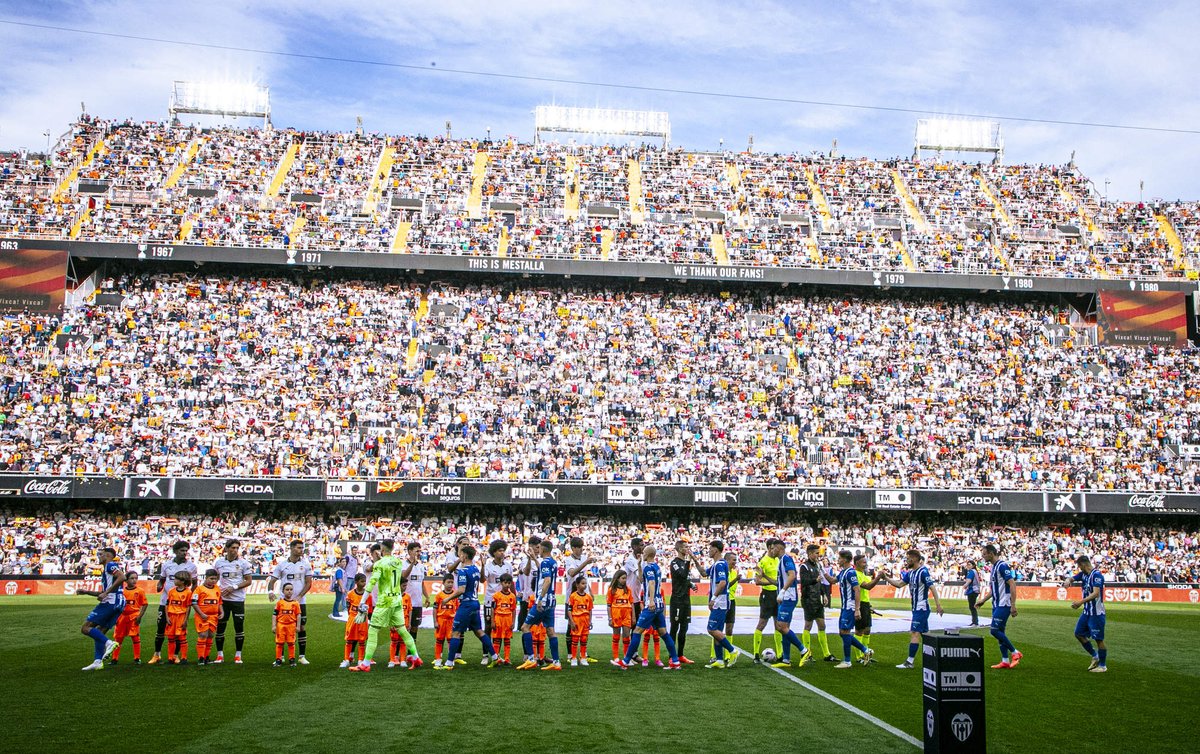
[612,634,621,659]
[817,631,830,657]
[753,630,763,656]
[624,633,643,663]
[522,632,534,658]
[549,637,560,663]
[88,628,107,660]
[1080,640,1096,657]
[909,642,919,662]
[1098,649,1107,666]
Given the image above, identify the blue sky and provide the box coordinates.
[1,0,1198,199]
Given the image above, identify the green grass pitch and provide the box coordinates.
[1,596,1196,753]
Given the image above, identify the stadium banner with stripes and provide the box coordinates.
[0,248,67,312]
[1098,289,1189,347]
[1,475,1198,514]
[8,237,1200,296]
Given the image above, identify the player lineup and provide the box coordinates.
[77,535,1109,674]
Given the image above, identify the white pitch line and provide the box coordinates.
[758,656,921,749]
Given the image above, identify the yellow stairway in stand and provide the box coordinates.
[467,151,488,219]
[1156,214,1189,272]
[405,293,429,373]
[725,163,748,227]
[362,147,396,214]
[803,166,832,223]
[163,137,203,189]
[712,232,730,265]
[600,229,614,261]
[498,226,510,258]
[261,141,299,208]
[390,221,412,253]
[891,169,929,233]
[628,159,645,225]
[892,239,917,271]
[992,235,1014,272]
[177,216,195,242]
[286,216,307,248]
[69,206,94,239]
[974,170,1016,231]
[564,155,581,221]
[53,138,106,200]
[806,235,822,265]
[1054,178,1104,242]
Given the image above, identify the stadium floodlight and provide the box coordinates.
[914,117,1003,163]
[170,80,271,127]
[534,105,671,146]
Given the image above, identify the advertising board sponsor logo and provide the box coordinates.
[326,480,367,501]
[956,495,1001,507]
[1052,493,1077,511]
[786,488,826,507]
[694,490,739,504]
[1127,493,1166,510]
[874,490,911,509]
[4,582,16,595]
[923,667,936,687]
[940,671,982,691]
[22,479,72,496]
[607,485,645,505]
[939,647,982,659]
[511,487,558,501]
[224,483,274,499]
[124,477,175,499]
[420,482,462,502]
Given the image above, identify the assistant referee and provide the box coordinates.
[752,547,783,661]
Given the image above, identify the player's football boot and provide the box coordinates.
[409,657,424,669]
[102,640,119,661]
[679,656,695,665]
[454,657,466,666]
[272,660,283,667]
[148,654,162,665]
[296,656,310,665]
[1089,665,1107,673]
[613,658,631,669]
[349,663,371,672]
[540,662,562,671]
[233,655,244,665]
[288,659,296,667]
[835,661,853,669]
[990,661,1011,669]
[770,660,792,668]
[1088,657,1099,671]
[665,660,681,670]
[797,649,814,667]
[585,656,598,664]
[859,649,874,666]
[824,655,839,663]
[213,653,224,664]
[705,659,726,669]
[516,659,538,670]
[725,650,739,667]
[1008,651,1023,667]
[339,660,351,668]
[895,660,914,669]
[81,660,104,671]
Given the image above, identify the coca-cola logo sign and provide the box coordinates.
[1127,494,1166,510]
[22,479,72,496]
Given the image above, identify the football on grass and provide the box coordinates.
[761,648,777,663]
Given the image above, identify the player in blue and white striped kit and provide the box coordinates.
[833,550,874,668]
[882,548,943,669]
[1064,555,1108,672]
[979,544,1023,669]
[77,547,125,671]
[517,539,562,670]
[704,540,739,669]
[616,545,681,670]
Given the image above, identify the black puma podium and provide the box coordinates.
[921,632,986,753]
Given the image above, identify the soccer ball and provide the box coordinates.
[761,648,777,663]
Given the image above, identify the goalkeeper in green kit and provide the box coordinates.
[350,539,424,672]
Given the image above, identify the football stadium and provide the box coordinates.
[1,4,1199,753]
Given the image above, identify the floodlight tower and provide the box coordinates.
[169,81,272,128]
[914,118,1003,164]
[534,105,671,147]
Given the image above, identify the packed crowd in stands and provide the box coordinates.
[2,505,1197,584]
[2,116,1197,279]
[1,271,1198,489]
